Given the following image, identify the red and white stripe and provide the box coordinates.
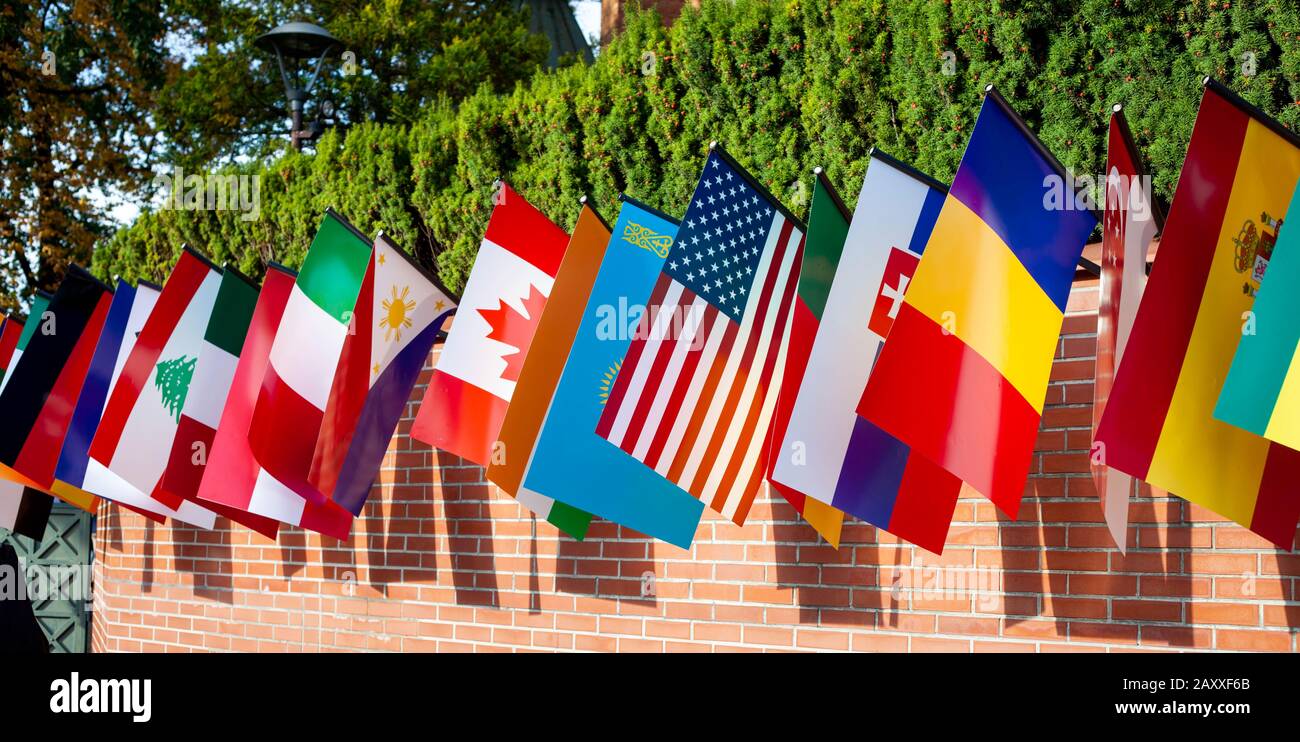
[599,213,804,523]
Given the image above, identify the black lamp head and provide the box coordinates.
[254,22,341,59]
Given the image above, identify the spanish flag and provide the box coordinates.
[1094,79,1300,549]
[857,88,1097,516]
[1216,178,1300,453]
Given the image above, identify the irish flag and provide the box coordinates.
[87,247,222,529]
[155,268,281,538]
[248,210,372,504]
[196,265,353,540]
[311,234,456,515]
[410,183,568,468]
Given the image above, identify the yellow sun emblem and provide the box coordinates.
[597,359,622,405]
[379,285,415,342]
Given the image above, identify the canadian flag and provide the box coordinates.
[410,183,568,466]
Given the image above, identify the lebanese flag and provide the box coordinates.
[410,183,568,465]
[87,247,223,529]
[155,268,281,538]
[311,234,456,515]
[247,210,373,504]
[195,265,353,540]
[50,280,201,526]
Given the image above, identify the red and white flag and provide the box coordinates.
[1092,107,1159,553]
[87,247,222,528]
[410,183,568,466]
[195,265,353,540]
[596,148,804,524]
[247,210,373,503]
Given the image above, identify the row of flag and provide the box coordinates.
[0,214,455,542]
[4,77,1298,557]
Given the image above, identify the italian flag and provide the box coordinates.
[248,210,372,504]
[310,233,456,515]
[195,265,353,540]
[156,268,281,538]
[87,247,223,529]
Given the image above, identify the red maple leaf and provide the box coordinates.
[478,283,546,382]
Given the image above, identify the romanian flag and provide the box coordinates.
[858,89,1097,515]
[1097,79,1300,548]
[195,265,353,540]
[1216,166,1300,456]
[248,210,373,504]
[773,152,964,553]
[764,170,852,548]
[485,203,608,539]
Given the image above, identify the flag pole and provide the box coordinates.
[617,193,681,225]
[983,85,1102,278]
[812,167,853,225]
[708,141,808,232]
[579,195,612,233]
[1109,103,1167,231]
[868,147,949,194]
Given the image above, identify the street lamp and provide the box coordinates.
[254,21,342,150]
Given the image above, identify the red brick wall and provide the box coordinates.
[90,279,1300,652]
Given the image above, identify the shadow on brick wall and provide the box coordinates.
[769,492,880,628]
[557,518,658,608]
[173,518,234,604]
[435,449,501,608]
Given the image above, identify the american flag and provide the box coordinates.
[596,149,805,524]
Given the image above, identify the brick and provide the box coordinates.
[88,347,1300,656]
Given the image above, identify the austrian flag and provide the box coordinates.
[248,210,373,503]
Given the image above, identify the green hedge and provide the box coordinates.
[93,0,1300,293]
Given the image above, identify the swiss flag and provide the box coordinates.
[867,247,920,339]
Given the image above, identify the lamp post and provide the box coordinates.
[254,21,342,150]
